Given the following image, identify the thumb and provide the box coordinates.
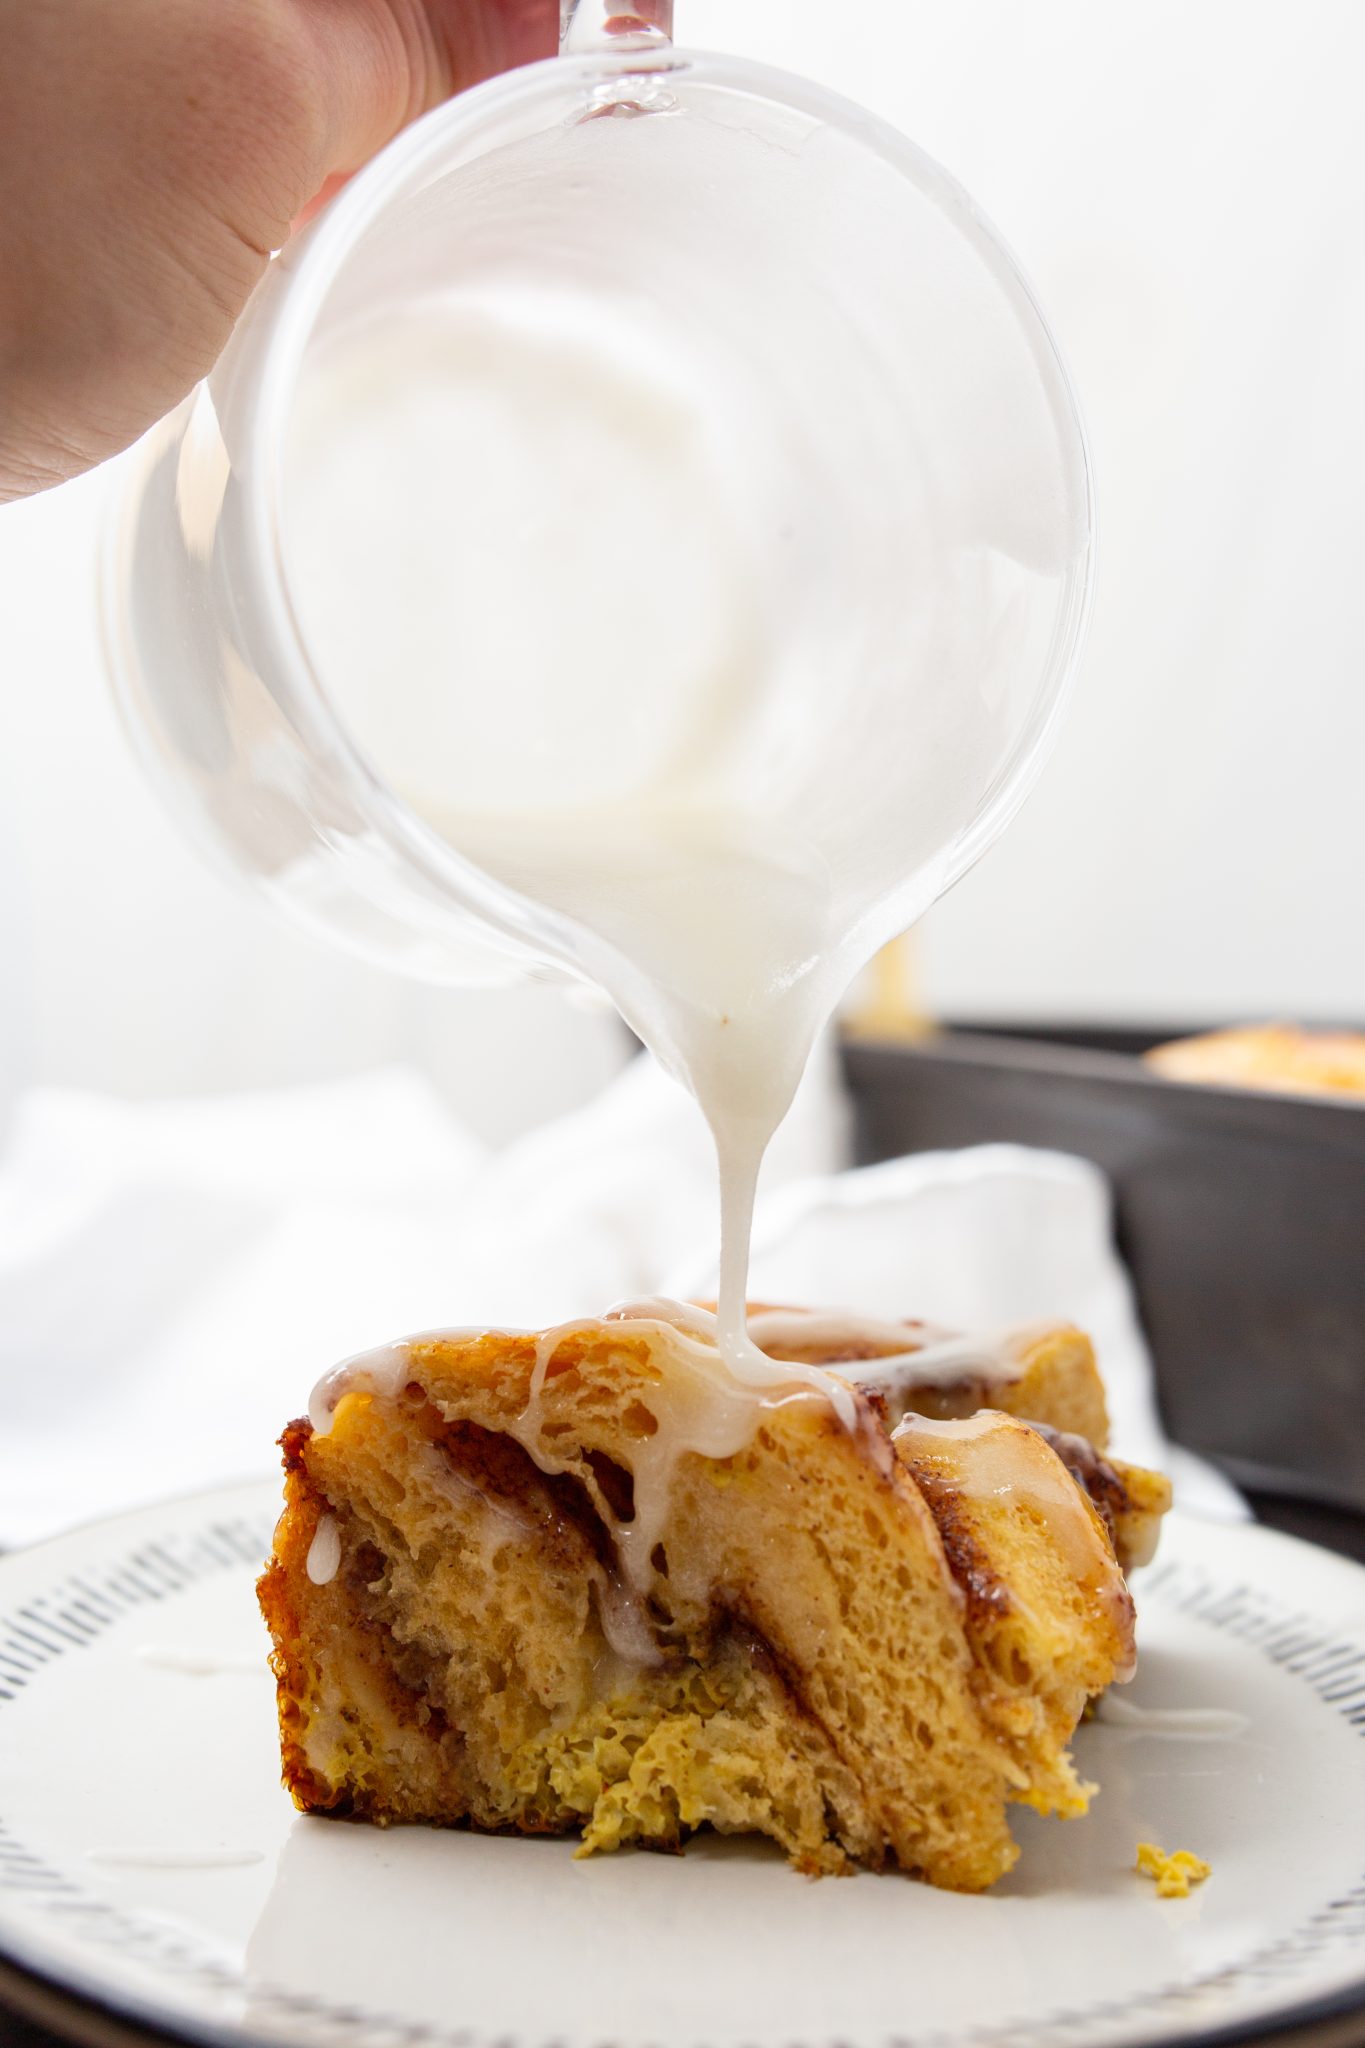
[0,0,556,500]
[297,1,556,185]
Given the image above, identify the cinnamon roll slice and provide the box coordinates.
[259,1304,1168,1889]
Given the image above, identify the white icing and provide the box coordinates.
[605,1300,1036,1425]
[135,1647,268,1678]
[742,1308,1033,1400]
[510,1312,855,1606]
[309,1327,527,1434]
[893,1411,1095,1541]
[309,1343,411,1432]
[425,1421,664,1664]
[600,1300,858,1429]
[893,1410,1136,1680]
[834,1339,1024,1398]
[307,1307,869,1665]
[300,1307,1109,1686]
[605,1304,1036,1403]
[1096,1695,1250,1739]
[421,1443,531,1530]
[745,1307,957,1355]
[593,1571,667,1669]
[419,1443,538,1580]
[87,1848,265,1870]
[521,1316,595,1430]
[604,1297,718,1340]
[305,1513,342,1586]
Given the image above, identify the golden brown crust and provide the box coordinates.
[258,1445,341,1815]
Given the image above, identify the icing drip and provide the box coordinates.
[308,1310,1028,1441]
[892,1410,1105,1563]
[307,1309,864,1665]
[419,1443,538,1579]
[602,1299,860,1429]
[604,1296,719,1341]
[745,1307,959,1355]
[425,1428,660,1665]
[611,1303,1032,1396]
[309,1344,411,1433]
[136,1647,268,1678]
[893,1410,1136,1679]
[606,1301,1033,1411]
[1096,1696,1251,1739]
[835,1336,1026,1400]
[511,1311,851,1605]
[87,1848,265,1871]
[522,1316,593,1432]
[309,1327,527,1435]
[306,1513,342,1586]
[593,1571,666,1668]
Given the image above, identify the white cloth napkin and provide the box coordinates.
[0,1048,1239,1546]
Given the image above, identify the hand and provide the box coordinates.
[0,0,555,502]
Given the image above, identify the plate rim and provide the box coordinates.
[2,1482,1365,2048]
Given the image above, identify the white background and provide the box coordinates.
[1,0,1362,1137]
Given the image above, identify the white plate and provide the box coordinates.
[1,1483,1364,2048]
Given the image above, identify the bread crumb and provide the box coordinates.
[1136,1840,1211,1898]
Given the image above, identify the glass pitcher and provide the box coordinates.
[102,0,1093,999]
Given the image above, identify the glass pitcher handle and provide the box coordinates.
[559,0,674,54]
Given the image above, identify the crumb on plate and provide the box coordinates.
[1136,1840,1211,1898]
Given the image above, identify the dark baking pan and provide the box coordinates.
[841,1026,1365,1530]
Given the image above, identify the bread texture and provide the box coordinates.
[259,1306,1166,1888]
